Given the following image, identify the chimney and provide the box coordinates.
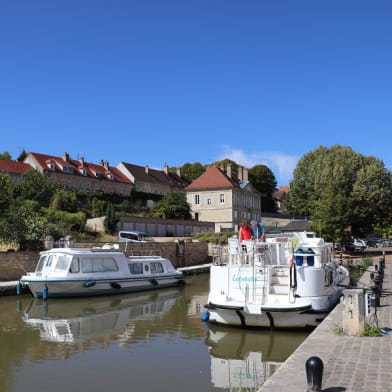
[145,165,149,175]
[99,159,104,166]
[226,164,232,178]
[163,163,169,175]
[238,166,243,181]
[79,157,84,166]
[104,160,109,170]
[176,167,181,177]
[219,164,224,172]
[62,152,70,162]
[243,167,249,181]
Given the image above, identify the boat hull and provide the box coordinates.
[205,303,330,329]
[21,275,184,298]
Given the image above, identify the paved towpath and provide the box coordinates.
[260,255,392,392]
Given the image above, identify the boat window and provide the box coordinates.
[70,257,80,273]
[45,255,53,267]
[129,263,143,274]
[35,255,48,272]
[150,262,164,274]
[81,258,118,273]
[54,255,71,272]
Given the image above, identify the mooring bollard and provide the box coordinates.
[306,356,323,392]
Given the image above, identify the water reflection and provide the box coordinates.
[20,289,181,344]
[206,325,308,390]
[0,275,308,392]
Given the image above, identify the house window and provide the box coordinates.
[220,194,225,204]
[193,194,200,205]
[80,168,87,176]
[63,166,74,174]
[47,163,55,171]
[207,198,212,205]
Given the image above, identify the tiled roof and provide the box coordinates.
[120,162,190,188]
[273,185,290,200]
[0,160,32,174]
[185,165,239,190]
[279,185,290,193]
[28,153,131,184]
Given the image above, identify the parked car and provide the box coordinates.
[118,231,155,243]
[348,237,367,252]
[333,241,342,251]
[366,238,382,247]
[380,238,392,247]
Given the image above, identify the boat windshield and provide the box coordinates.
[35,255,49,272]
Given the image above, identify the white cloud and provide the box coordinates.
[217,145,299,185]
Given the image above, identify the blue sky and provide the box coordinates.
[1,1,392,186]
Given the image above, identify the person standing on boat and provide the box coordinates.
[239,220,252,242]
[250,220,266,242]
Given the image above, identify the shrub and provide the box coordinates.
[193,231,236,245]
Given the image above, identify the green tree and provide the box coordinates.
[212,159,239,172]
[285,145,392,241]
[0,151,12,160]
[91,197,107,217]
[0,174,16,213]
[17,169,56,206]
[104,203,117,234]
[179,162,206,180]
[18,200,48,242]
[51,189,78,212]
[0,204,25,243]
[150,191,191,219]
[249,164,277,212]
[17,149,27,162]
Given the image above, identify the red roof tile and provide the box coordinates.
[120,162,190,188]
[185,165,239,190]
[28,153,132,184]
[0,160,32,174]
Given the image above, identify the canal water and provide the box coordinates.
[0,275,308,392]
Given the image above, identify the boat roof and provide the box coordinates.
[40,247,124,256]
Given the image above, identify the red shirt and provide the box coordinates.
[239,225,252,242]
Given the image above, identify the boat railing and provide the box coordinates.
[126,248,163,257]
[212,240,276,267]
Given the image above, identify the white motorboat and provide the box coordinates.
[18,246,184,299]
[203,232,350,329]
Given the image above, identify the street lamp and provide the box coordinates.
[318,219,322,238]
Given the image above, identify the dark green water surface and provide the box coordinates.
[0,275,308,392]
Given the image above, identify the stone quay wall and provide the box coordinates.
[0,241,210,281]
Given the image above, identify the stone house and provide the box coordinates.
[24,152,132,196]
[117,162,190,199]
[273,185,290,213]
[185,165,262,232]
[0,160,32,182]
